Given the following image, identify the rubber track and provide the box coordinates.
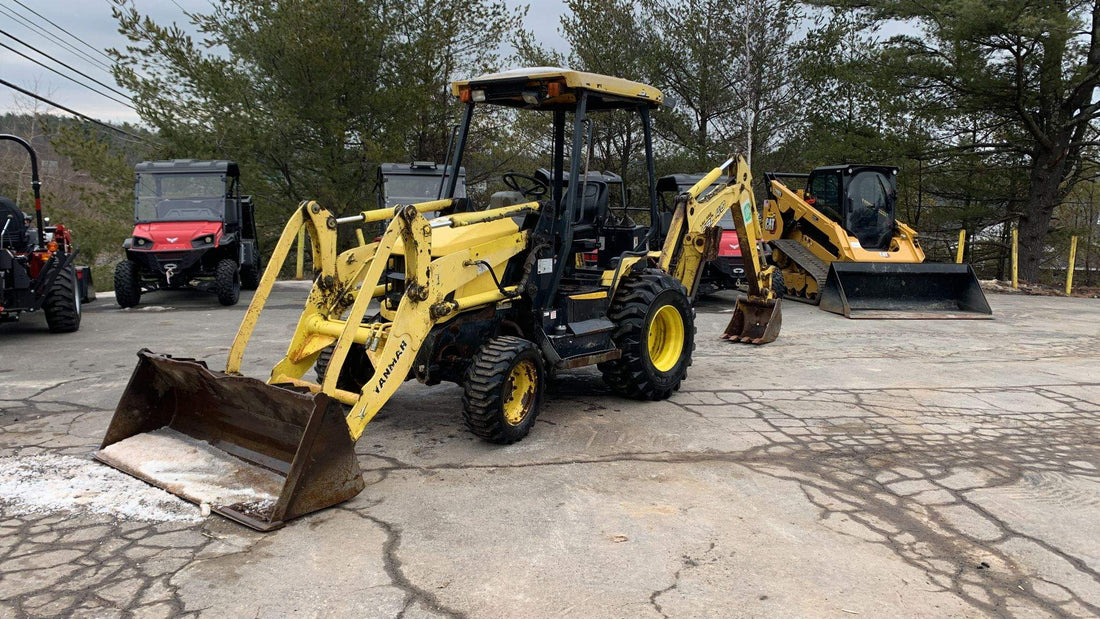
[771,238,828,289]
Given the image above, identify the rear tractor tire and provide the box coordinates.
[114,260,142,308]
[215,258,240,306]
[44,264,81,333]
[462,336,545,444]
[599,269,695,400]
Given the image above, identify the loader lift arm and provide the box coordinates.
[228,198,538,440]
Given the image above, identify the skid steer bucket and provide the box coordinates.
[818,262,993,319]
[723,297,783,344]
[94,350,365,531]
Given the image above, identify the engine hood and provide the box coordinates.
[717,229,741,257]
[131,221,223,251]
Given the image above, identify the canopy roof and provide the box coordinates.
[451,67,662,111]
[135,160,238,177]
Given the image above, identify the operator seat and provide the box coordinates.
[0,197,30,252]
[533,168,609,243]
[569,181,608,239]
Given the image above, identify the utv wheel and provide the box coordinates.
[240,260,261,290]
[215,259,240,306]
[44,264,81,333]
[114,260,141,308]
[770,268,786,298]
[599,269,695,400]
[462,336,544,444]
[315,343,375,392]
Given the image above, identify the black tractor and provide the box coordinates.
[1,134,93,333]
[114,160,261,307]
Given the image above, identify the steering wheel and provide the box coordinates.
[502,172,548,199]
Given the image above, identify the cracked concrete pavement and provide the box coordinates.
[1,283,1098,617]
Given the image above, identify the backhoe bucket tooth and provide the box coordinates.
[723,296,782,344]
[819,262,993,319]
[94,350,365,531]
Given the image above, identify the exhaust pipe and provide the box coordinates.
[94,350,365,531]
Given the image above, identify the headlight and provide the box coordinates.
[191,234,217,248]
[133,237,153,248]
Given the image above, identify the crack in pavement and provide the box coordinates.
[1,377,1098,616]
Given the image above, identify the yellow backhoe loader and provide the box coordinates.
[94,68,782,531]
[762,165,992,319]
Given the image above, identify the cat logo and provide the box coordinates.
[764,216,776,232]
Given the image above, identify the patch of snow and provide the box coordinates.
[120,305,176,312]
[0,453,202,523]
[97,428,284,511]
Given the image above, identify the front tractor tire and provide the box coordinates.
[462,336,545,444]
[44,264,81,333]
[314,343,375,392]
[599,269,695,400]
[114,260,142,308]
[215,258,240,306]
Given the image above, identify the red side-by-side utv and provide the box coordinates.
[114,160,261,307]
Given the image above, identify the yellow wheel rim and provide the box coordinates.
[647,304,685,373]
[503,359,537,426]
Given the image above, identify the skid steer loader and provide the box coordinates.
[94,68,781,531]
[762,166,991,319]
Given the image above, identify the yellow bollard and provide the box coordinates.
[956,229,966,264]
[295,225,305,280]
[1011,228,1018,289]
[1066,236,1078,295]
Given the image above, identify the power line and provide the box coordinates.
[7,0,115,66]
[0,78,152,144]
[0,30,134,104]
[0,39,135,110]
[0,2,114,74]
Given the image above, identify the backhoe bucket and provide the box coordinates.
[819,262,993,319]
[94,350,365,531]
[723,296,783,344]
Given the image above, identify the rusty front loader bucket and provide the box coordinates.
[819,262,993,319]
[723,296,783,344]
[94,350,365,531]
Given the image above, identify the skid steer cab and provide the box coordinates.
[114,160,262,308]
[1,134,93,333]
[762,165,991,318]
[95,68,782,531]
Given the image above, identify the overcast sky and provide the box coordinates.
[0,0,568,125]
